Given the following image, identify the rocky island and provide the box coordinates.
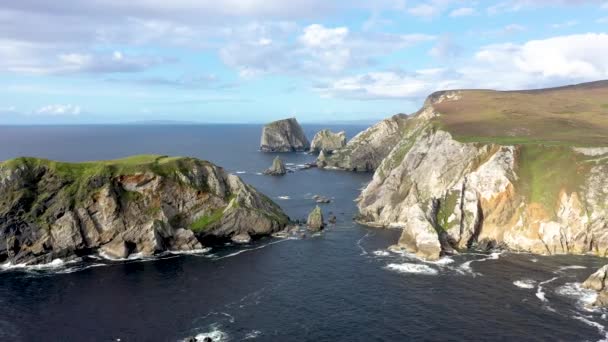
[310,129,346,153]
[323,80,608,261]
[260,118,310,152]
[0,155,289,265]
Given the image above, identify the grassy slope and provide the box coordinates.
[432,81,608,146]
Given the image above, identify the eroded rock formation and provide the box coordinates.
[260,118,310,152]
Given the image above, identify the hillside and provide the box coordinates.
[0,155,289,265]
[431,81,608,146]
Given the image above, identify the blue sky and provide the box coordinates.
[0,0,607,124]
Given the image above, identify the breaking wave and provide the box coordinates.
[385,263,438,275]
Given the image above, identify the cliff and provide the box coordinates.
[318,114,408,171]
[310,129,346,153]
[0,155,289,265]
[260,118,310,152]
[352,81,608,260]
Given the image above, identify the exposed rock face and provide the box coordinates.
[310,129,346,153]
[319,114,408,172]
[0,155,289,265]
[583,265,608,307]
[263,157,287,176]
[307,206,324,231]
[354,91,608,260]
[260,118,310,152]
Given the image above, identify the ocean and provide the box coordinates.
[0,124,606,341]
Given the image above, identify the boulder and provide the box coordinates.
[307,206,325,231]
[263,156,287,176]
[583,265,608,307]
[231,232,252,244]
[260,118,310,152]
[310,129,346,153]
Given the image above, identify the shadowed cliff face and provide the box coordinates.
[0,155,289,265]
[330,81,608,260]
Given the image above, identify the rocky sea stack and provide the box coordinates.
[260,118,310,152]
[310,129,346,153]
[0,155,289,265]
[307,206,324,231]
[583,265,608,307]
[263,156,287,176]
[332,81,608,260]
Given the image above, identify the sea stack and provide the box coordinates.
[263,156,287,176]
[307,206,325,231]
[260,118,310,152]
[582,265,608,307]
[310,129,346,153]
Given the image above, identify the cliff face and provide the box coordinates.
[310,129,346,153]
[319,114,408,172]
[260,118,310,152]
[0,155,289,265]
[353,84,608,260]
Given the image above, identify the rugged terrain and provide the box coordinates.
[0,155,289,265]
[310,129,346,153]
[327,81,608,260]
[260,117,310,152]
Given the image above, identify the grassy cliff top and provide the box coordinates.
[431,80,608,146]
[0,155,213,180]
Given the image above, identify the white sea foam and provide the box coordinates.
[456,252,502,276]
[255,172,263,175]
[214,238,296,260]
[373,250,390,257]
[536,277,558,302]
[356,232,372,256]
[572,315,608,342]
[277,196,291,200]
[385,263,438,275]
[428,257,455,266]
[555,265,587,273]
[169,248,212,255]
[556,282,599,310]
[244,330,262,339]
[1,258,69,271]
[235,171,247,174]
[513,279,537,289]
[194,326,228,342]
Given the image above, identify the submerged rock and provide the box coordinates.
[310,129,346,153]
[0,155,289,265]
[263,156,287,176]
[260,118,310,152]
[307,206,325,231]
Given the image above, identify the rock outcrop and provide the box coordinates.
[310,129,346,153]
[583,265,608,307]
[263,156,287,176]
[0,155,289,265]
[318,114,408,172]
[350,85,608,260]
[260,118,310,152]
[307,206,324,231]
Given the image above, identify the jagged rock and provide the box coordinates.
[583,265,608,307]
[316,150,327,168]
[260,118,310,152]
[307,206,324,231]
[328,215,337,224]
[263,156,287,176]
[231,232,252,244]
[319,114,408,171]
[353,87,608,260]
[0,155,289,265]
[310,129,346,153]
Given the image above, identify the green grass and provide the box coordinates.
[431,84,608,146]
[190,208,225,232]
[437,190,460,230]
[515,145,590,214]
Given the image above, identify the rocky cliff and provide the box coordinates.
[260,118,310,152]
[352,82,608,260]
[310,129,346,153]
[318,114,408,171]
[0,155,289,265]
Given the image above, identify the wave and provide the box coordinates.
[213,238,296,260]
[556,282,599,311]
[572,315,608,342]
[169,248,212,255]
[356,232,372,256]
[536,277,558,302]
[456,252,502,276]
[244,330,262,339]
[555,265,587,273]
[373,250,390,257]
[277,196,291,200]
[192,325,229,342]
[513,279,537,289]
[385,263,438,275]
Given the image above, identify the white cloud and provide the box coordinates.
[449,7,476,17]
[220,23,434,77]
[598,17,608,23]
[488,0,603,14]
[551,20,578,29]
[319,33,608,100]
[408,4,441,18]
[35,104,82,116]
[429,36,461,58]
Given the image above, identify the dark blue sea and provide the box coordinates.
[0,124,607,341]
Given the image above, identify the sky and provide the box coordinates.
[1,0,608,124]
